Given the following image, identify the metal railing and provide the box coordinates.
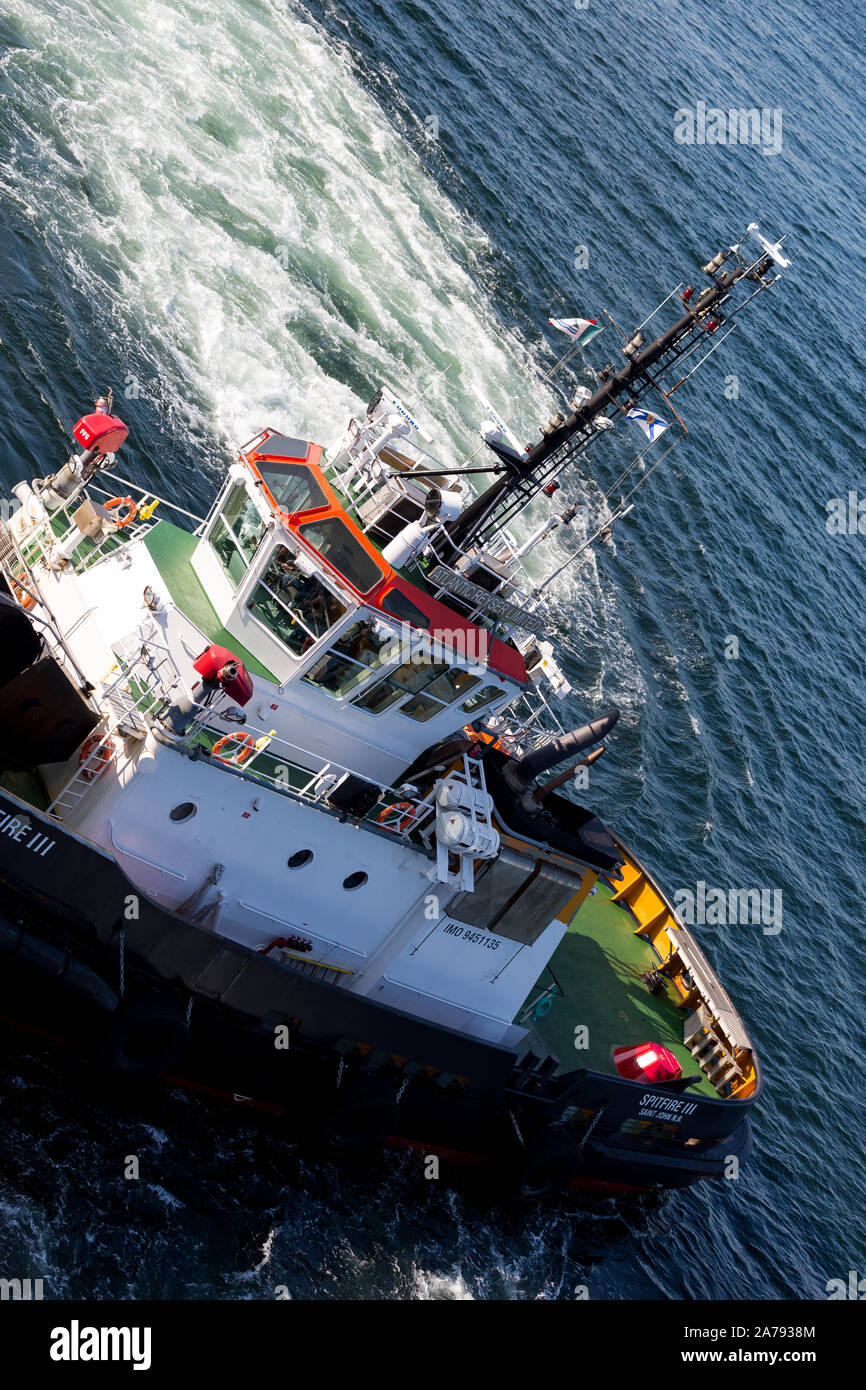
[46,651,176,818]
[11,472,206,588]
[169,708,440,845]
[421,531,540,626]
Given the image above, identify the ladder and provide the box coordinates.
[48,731,119,819]
[47,655,171,819]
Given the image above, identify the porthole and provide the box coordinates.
[288,849,314,869]
[169,802,197,823]
[342,871,368,891]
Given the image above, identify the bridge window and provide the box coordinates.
[298,516,382,595]
[247,546,346,656]
[462,683,503,713]
[350,649,480,721]
[397,667,481,723]
[302,619,395,697]
[379,588,431,628]
[258,461,327,514]
[351,652,449,714]
[211,484,266,587]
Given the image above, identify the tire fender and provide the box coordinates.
[519,1125,582,1199]
[325,1073,400,1151]
[102,992,190,1076]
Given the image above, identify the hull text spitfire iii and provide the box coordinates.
[0,227,786,1197]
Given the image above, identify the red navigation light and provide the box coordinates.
[612,1042,682,1084]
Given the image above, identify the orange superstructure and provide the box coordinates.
[240,430,527,685]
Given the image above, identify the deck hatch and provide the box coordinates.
[448,849,583,946]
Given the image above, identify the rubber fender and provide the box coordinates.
[324,1073,400,1151]
[0,914,118,1012]
[519,1124,582,1199]
[102,992,190,1076]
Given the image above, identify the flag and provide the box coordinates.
[626,407,669,442]
[547,316,604,347]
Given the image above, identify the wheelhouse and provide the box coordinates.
[188,430,527,775]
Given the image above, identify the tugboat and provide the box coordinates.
[0,225,786,1197]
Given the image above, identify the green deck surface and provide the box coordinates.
[527,881,717,1096]
[143,521,276,683]
[0,768,51,812]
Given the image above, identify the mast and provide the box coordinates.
[447,229,784,551]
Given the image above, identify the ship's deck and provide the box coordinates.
[17,506,277,684]
[143,521,277,682]
[524,880,718,1098]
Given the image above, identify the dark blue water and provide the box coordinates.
[1,0,864,1298]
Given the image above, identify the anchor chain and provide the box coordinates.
[508,1109,525,1146]
[575,1099,610,1155]
[118,926,126,998]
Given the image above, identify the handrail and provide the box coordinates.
[97,471,207,527]
[170,712,438,844]
[0,526,97,696]
[45,652,178,818]
[274,950,353,976]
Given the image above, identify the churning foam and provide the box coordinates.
[1,0,551,465]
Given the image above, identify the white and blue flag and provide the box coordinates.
[626,407,669,442]
[547,316,604,346]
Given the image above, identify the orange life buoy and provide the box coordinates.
[211,732,256,765]
[79,735,114,782]
[377,801,416,834]
[105,496,138,529]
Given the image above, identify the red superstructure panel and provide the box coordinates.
[371,575,528,685]
[237,432,527,684]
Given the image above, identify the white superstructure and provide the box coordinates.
[0,403,602,1051]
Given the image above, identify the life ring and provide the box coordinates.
[212,732,256,765]
[105,495,138,529]
[79,734,114,782]
[376,801,415,834]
